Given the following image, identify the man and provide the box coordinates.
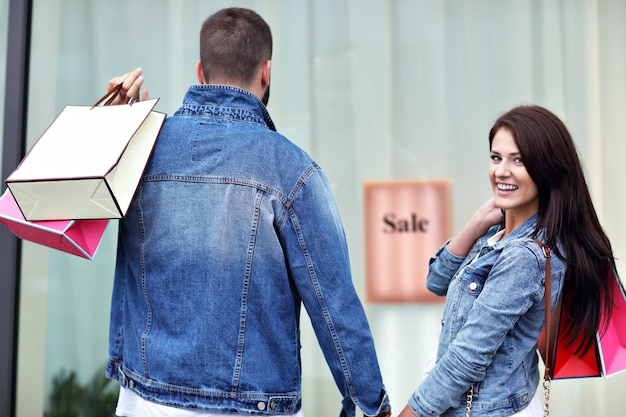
[106,7,390,417]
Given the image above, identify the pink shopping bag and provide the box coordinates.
[597,270,626,377]
[0,189,109,259]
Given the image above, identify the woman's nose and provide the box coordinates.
[495,162,511,177]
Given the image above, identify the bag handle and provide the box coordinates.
[533,238,552,417]
[90,83,134,109]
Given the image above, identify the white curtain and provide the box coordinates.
[15,1,626,416]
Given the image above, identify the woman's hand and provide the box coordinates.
[398,405,419,417]
[469,197,504,232]
[447,197,503,257]
[105,67,150,105]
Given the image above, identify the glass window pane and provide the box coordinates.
[15,0,120,414]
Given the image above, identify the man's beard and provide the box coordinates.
[262,84,270,105]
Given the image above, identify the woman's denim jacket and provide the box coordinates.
[408,215,566,417]
[107,85,390,417]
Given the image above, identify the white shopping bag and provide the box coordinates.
[5,85,166,221]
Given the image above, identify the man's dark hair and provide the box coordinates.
[200,8,273,87]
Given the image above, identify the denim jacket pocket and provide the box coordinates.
[443,264,492,339]
[458,264,490,296]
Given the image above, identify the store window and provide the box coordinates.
[7,1,626,416]
[14,1,120,414]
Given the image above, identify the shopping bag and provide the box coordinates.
[5,84,166,221]
[538,268,626,379]
[597,269,626,377]
[0,189,109,260]
[538,294,602,379]
[363,179,452,303]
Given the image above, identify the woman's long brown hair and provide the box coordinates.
[489,105,616,355]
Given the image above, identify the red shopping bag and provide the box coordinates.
[597,270,626,377]
[0,189,109,259]
[538,294,602,379]
[539,268,626,379]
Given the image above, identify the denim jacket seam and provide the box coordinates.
[282,163,355,389]
[500,240,553,304]
[174,107,267,126]
[409,394,439,417]
[120,366,301,398]
[284,164,320,205]
[231,191,263,389]
[287,205,355,397]
[277,163,321,229]
[141,175,288,202]
[137,188,152,378]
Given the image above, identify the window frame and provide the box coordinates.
[1,0,31,415]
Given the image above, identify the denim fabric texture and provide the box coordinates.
[107,85,390,416]
[409,215,566,417]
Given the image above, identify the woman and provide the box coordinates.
[399,105,616,416]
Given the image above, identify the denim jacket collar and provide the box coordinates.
[176,84,277,131]
[491,213,539,250]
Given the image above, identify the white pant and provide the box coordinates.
[511,391,543,417]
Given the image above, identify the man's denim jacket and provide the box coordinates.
[107,85,390,417]
[408,215,566,417]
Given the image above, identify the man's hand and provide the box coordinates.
[398,405,418,417]
[105,67,150,105]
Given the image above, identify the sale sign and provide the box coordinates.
[363,180,453,303]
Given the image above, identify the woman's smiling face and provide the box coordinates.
[489,127,539,222]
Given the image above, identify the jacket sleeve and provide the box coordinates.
[425,242,467,296]
[279,166,390,417]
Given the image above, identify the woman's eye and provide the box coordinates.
[514,157,524,164]
[490,154,501,162]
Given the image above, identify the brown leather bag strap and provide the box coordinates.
[533,238,552,381]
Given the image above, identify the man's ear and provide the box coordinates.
[261,60,271,87]
[196,61,206,84]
